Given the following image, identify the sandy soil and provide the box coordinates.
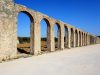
[0,44,100,75]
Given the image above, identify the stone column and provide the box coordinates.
[87,34,89,45]
[30,22,34,54]
[32,15,41,55]
[83,33,84,46]
[86,34,87,45]
[68,27,71,48]
[85,34,86,46]
[88,35,90,45]
[49,21,55,52]
[81,32,83,46]
[79,32,81,47]
[50,26,55,51]
[73,29,76,47]
[60,24,64,50]
[77,31,80,47]
[84,34,86,46]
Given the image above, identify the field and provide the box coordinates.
[17,40,59,54]
[17,37,61,54]
[17,41,47,52]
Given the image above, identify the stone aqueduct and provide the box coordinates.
[0,0,100,60]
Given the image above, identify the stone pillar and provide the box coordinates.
[85,34,86,46]
[84,34,85,46]
[88,35,90,45]
[60,24,64,50]
[87,34,89,45]
[49,25,55,51]
[73,29,76,47]
[81,32,83,46]
[77,31,80,47]
[86,34,87,45]
[32,15,41,55]
[79,32,81,47]
[83,33,84,46]
[49,21,55,52]
[68,27,71,48]
[30,22,34,54]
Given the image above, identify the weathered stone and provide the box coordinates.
[0,0,99,61]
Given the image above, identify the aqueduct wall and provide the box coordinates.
[0,0,100,60]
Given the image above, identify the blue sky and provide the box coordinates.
[14,0,100,37]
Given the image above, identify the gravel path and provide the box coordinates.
[0,44,100,75]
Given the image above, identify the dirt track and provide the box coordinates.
[0,44,100,75]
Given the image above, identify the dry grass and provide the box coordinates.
[17,41,59,53]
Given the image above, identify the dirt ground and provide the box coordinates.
[0,44,100,75]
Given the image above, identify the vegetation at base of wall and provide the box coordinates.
[18,37,58,44]
[18,37,30,44]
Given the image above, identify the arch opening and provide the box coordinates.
[82,32,84,46]
[75,30,78,47]
[17,11,34,54]
[86,34,87,45]
[79,31,81,46]
[54,23,61,50]
[40,18,50,53]
[64,26,68,48]
[71,28,74,47]
[84,33,85,46]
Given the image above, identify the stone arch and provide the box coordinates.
[70,28,74,47]
[75,29,78,47]
[39,18,51,52]
[53,23,61,50]
[64,25,68,48]
[17,11,34,54]
[17,11,34,22]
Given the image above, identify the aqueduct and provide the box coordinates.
[0,0,100,60]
